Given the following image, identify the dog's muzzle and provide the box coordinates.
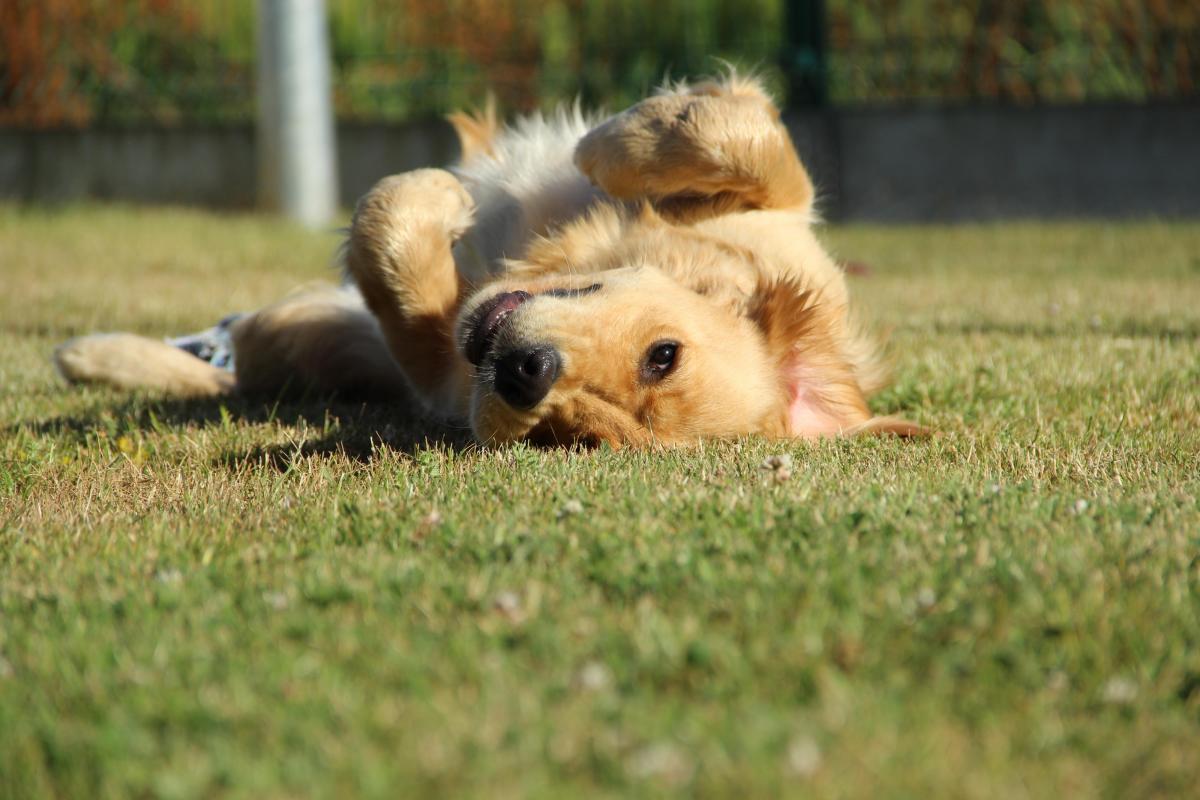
[493,344,561,409]
[462,290,563,409]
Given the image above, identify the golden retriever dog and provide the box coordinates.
[56,73,923,447]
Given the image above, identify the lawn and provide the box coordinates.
[1,205,1198,798]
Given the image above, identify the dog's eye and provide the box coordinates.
[641,340,679,381]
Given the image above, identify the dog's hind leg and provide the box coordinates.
[229,285,408,399]
[55,333,236,397]
[343,169,474,417]
[56,287,409,401]
[575,73,814,218]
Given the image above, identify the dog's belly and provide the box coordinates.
[452,107,604,283]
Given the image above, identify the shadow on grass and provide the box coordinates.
[8,391,475,471]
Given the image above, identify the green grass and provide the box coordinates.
[2,205,1198,798]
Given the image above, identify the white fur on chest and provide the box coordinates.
[452,107,604,282]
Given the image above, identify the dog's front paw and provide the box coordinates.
[577,92,783,201]
[346,168,471,321]
[353,168,475,242]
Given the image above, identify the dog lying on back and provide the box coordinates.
[56,73,923,447]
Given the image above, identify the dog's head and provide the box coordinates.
[454,208,921,447]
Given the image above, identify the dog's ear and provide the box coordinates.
[447,94,498,163]
[748,280,925,438]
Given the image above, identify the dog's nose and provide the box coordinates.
[494,345,561,409]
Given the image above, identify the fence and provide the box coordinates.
[3,1,1198,220]
[2,0,1198,128]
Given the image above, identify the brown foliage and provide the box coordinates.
[0,0,199,127]
[399,0,541,109]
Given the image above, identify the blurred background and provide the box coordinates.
[2,0,1198,221]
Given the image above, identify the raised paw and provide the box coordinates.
[344,168,473,411]
[346,168,473,311]
[574,81,811,212]
[352,168,475,242]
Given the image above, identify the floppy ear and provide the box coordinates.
[447,94,499,163]
[749,280,925,438]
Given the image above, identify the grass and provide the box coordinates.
[1,205,1198,799]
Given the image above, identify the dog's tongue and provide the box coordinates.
[465,291,531,365]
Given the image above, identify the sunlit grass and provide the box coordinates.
[2,206,1198,798]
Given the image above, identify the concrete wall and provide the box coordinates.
[785,104,1200,221]
[0,127,258,207]
[0,121,459,211]
[2,105,1198,221]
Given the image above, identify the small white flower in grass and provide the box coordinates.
[411,509,442,543]
[627,742,693,785]
[1074,499,1089,514]
[761,454,793,471]
[916,587,937,610]
[1102,676,1138,705]
[493,590,523,621]
[575,661,612,692]
[558,499,584,518]
[761,453,794,481]
[155,568,182,585]
[786,735,822,777]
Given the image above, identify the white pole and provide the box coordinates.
[256,0,338,227]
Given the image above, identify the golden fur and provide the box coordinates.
[55,73,922,447]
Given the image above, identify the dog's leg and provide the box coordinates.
[344,169,474,417]
[575,74,813,216]
[230,286,409,399]
[55,333,236,397]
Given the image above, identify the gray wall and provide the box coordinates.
[0,121,458,211]
[785,104,1200,221]
[2,105,1197,221]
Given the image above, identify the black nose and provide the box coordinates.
[494,345,561,409]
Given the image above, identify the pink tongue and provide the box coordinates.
[467,291,531,364]
[485,294,526,329]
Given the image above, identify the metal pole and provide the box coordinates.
[257,0,338,227]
